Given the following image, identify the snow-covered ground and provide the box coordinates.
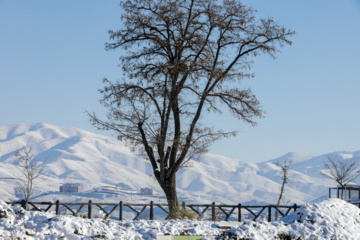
[1,198,359,239]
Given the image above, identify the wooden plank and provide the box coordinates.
[104,205,119,220]
[125,204,140,214]
[95,204,109,215]
[28,202,42,211]
[274,206,286,217]
[44,203,53,212]
[222,206,236,221]
[188,206,200,215]
[62,204,76,215]
[156,204,169,214]
[133,206,147,220]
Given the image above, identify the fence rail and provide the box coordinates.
[6,200,299,222]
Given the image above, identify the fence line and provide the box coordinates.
[6,200,299,222]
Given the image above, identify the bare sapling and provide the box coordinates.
[12,146,46,209]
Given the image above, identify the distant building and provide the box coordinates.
[60,184,80,193]
[140,187,154,195]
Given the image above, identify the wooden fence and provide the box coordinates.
[6,200,299,222]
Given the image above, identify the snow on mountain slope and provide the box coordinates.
[0,123,356,205]
[267,152,315,164]
[0,123,160,200]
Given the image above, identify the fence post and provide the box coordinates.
[212,202,216,221]
[21,200,26,210]
[267,206,272,222]
[88,200,92,219]
[119,201,123,221]
[294,203,298,212]
[56,200,60,215]
[150,201,154,220]
[238,204,241,222]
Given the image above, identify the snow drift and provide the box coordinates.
[0,199,359,239]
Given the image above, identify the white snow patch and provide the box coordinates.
[0,199,360,239]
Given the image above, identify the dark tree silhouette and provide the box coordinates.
[89,0,294,218]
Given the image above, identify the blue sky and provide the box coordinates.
[0,0,359,163]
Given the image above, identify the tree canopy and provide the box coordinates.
[89,0,295,218]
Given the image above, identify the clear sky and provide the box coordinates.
[0,0,359,163]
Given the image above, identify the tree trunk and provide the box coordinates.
[161,176,181,219]
[338,184,345,200]
[275,181,286,220]
[341,187,345,200]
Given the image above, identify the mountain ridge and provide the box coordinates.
[0,123,357,205]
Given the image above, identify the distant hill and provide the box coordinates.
[0,123,358,204]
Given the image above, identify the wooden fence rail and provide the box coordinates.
[6,200,299,222]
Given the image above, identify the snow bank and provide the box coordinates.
[0,198,359,239]
[282,198,360,239]
[222,198,360,239]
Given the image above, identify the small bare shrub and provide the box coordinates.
[178,206,200,220]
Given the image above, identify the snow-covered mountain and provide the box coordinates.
[0,123,358,205]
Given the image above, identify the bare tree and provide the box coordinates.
[323,155,360,199]
[89,0,294,218]
[275,160,291,220]
[12,146,46,209]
